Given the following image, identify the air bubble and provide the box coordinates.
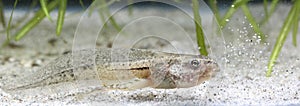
[227,26,231,30]
[256,39,261,43]
[198,47,201,50]
[238,51,242,56]
[264,42,270,46]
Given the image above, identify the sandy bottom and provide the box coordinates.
[0,3,299,105]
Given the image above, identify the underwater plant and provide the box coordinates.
[265,0,300,77]
[1,0,299,77]
[208,0,299,77]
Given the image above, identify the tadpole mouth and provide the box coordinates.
[196,61,220,84]
[208,61,220,78]
[212,61,220,71]
[197,66,212,85]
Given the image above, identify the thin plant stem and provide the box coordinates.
[88,0,114,16]
[79,0,86,9]
[40,0,52,21]
[208,0,221,23]
[263,0,269,20]
[109,15,121,31]
[0,0,5,28]
[0,0,37,33]
[98,8,108,28]
[292,17,299,47]
[128,0,133,16]
[14,0,59,41]
[99,0,121,31]
[220,0,249,28]
[6,0,18,41]
[56,0,67,36]
[260,0,279,25]
[266,0,300,77]
[88,1,96,16]
[192,0,208,56]
[241,4,266,42]
[292,4,300,47]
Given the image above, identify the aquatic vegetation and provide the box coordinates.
[6,0,18,41]
[192,0,208,56]
[213,0,266,42]
[208,0,299,77]
[56,0,67,36]
[40,0,53,21]
[260,0,279,25]
[14,0,59,41]
[1,0,299,77]
[0,0,5,28]
[266,0,300,77]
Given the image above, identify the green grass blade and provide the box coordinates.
[79,0,86,9]
[14,0,59,41]
[99,0,121,31]
[260,0,279,25]
[208,0,221,23]
[0,0,5,28]
[40,0,52,21]
[88,1,96,16]
[105,1,121,31]
[263,0,269,19]
[89,0,115,16]
[292,3,300,47]
[220,0,249,28]
[128,0,133,16]
[268,0,279,18]
[192,0,208,56]
[292,17,299,47]
[266,0,300,77]
[56,0,67,36]
[241,4,266,42]
[97,8,108,28]
[6,0,18,41]
[109,16,121,31]
[0,0,37,34]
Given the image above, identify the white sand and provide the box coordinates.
[0,3,299,105]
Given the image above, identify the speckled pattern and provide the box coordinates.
[0,48,218,91]
[0,4,299,105]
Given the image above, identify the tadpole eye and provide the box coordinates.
[191,60,200,67]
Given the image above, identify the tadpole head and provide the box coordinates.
[165,54,219,88]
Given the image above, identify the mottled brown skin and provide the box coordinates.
[1,48,219,91]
